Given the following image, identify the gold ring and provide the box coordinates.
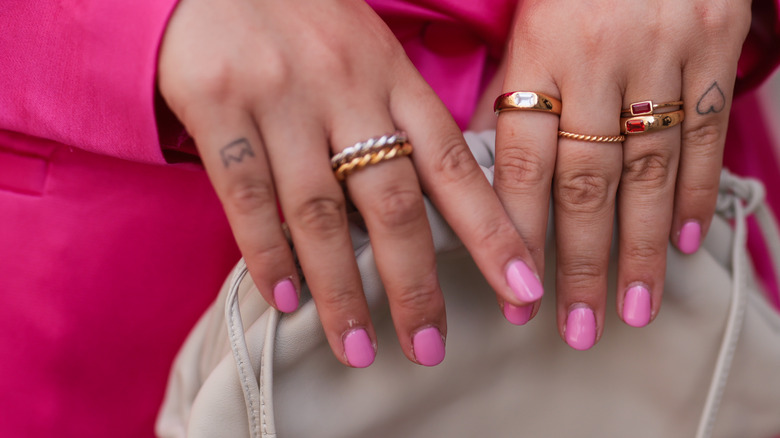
[558,130,625,143]
[334,143,413,181]
[620,109,685,135]
[621,100,684,116]
[331,131,407,168]
[494,91,562,115]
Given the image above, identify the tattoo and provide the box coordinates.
[695,82,726,115]
[220,138,255,168]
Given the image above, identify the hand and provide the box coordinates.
[494,0,751,349]
[158,0,540,367]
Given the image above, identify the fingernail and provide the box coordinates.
[343,328,375,368]
[506,260,544,303]
[412,326,445,366]
[565,305,596,351]
[503,302,533,326]
[273,279,299,313]
[678,221,701,254]
[623,285,651,328]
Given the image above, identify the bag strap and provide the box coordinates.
[695,169,780,438]
[225,260,279,438]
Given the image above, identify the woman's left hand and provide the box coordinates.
[492,0,752,349]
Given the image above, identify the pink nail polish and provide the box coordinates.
[565,306,596,351]
[623,285,651,328]
[343,328,375,368]
[506,260,544,303]
[679,221,701,254]
[273,279,299,313]
[412,326,445,366]
[503,302,533,326]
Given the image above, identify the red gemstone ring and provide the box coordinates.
[621,100,684,117]
[620,109,685,135]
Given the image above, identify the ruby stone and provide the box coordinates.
[626,120,646,133]
[631,102,652,115]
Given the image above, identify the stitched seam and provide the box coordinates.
[229,303,260,437]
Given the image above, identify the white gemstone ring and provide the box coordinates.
[494,91,562,116]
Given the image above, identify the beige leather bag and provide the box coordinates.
[156,131,780,438]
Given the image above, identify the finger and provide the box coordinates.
[494,72,560,282]
[330,107,447,367]
[672,2,749,255]
[185,105,301,315]
[674,73,736,254]
[618,68,682,328]
[391,74,545,316]
[258,109,377,369]
[554,81,623,350]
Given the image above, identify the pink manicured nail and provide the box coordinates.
[273,279,299,313]
[679,221,701,254]
[503,302,533,326]
[565,306,596,351]
[623,285,651,328]
[412,326,445,366]
[343,328,375,368]
[506,260,544,303]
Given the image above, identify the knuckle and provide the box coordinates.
[293,195,347,237]
[622,150,673,188]
[683,122,724,152]
[245,238,291,268]
[495,148,548,191]
[680,177,719,200]
[625,240,664,262]
[430,135,481,184]
[474,217,518,245]
[392,277,441,313]
[223,179,277,216]
[317,287,362,315]
[371,185,425,230]
[555,171,612,214]
[559,258,604,286]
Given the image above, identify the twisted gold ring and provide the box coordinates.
[334,143,413,181]
[620,109,685,135]
[558,130,625,143]
[494,91,562,115]
[621,100,684,117]
[331,131,407,168]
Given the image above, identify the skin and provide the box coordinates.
[157,0,539,367]
[492,0,752,347]
[158,0,753,361]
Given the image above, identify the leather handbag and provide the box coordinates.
[156,131,780,438]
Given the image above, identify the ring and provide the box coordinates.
[330,131,407,168]
[620,109,685,135]
[558,130,625,143]
[494,91,562,115]
[334,142,413,181]
[621,100,684,116]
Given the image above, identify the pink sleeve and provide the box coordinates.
[0,0,180,164]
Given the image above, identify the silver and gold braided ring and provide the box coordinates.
[330,131,407,168]
[334,143,413,181]
[558,130,625,143]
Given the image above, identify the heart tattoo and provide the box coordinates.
[695,82,726,115]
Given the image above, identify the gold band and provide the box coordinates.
[334,143,413,181]
[494,91,562,115]
[331,131,407,168]
[621,100,684,116]
[620,109,685,135]
[558,130,625,143]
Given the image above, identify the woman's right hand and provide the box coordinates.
[158,0,542,368]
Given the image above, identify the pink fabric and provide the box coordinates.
[1,0,779,437]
